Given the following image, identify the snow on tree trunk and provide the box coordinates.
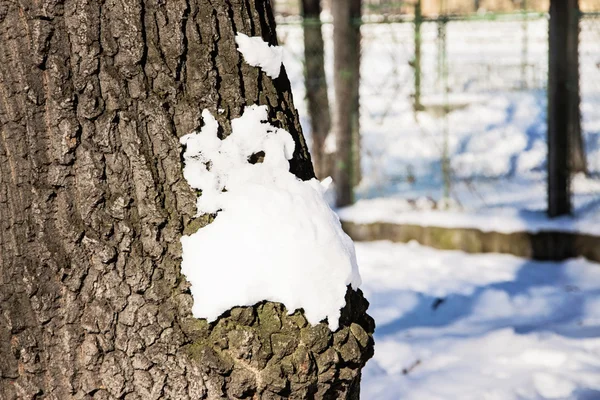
[0,0,374,399]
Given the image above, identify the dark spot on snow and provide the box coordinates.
[248,151,265,164]
[431,297,446,311]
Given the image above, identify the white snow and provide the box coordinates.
[179,105,360,330]
[235,33,284,78]
[357,241,600,400]
[338,194,600,236]
[324,131,337,154]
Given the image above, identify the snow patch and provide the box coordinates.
[235,33,284,78]
[339,197,600,236]
[324,131,337,154]
[179,105,360,331]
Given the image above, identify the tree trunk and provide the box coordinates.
[0,0,374,399]
[332,0,362,207]
[301,0,333,180]
[548,0,573,217]
[567,1,587,174]
[350,0,362,191]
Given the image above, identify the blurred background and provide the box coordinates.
[271,2,600,398]
[274,0,600,218]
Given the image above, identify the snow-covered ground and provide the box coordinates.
[277,17,600,225]
[357,241,600,400]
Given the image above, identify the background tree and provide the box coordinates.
[567,0,587,175]
[302,0,333,179]
[548,0,577,217]
[0,0,374,398]
[333,0,362,207]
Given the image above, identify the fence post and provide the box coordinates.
[437,4,451,204]
[436,18,447,91]
[521,0,529,89]
[413,0,423,112]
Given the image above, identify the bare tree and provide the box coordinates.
[548,0,576,216]
[332,0,362,207]
[0,0,374,398]
[567,0,587,174]
[302,0,333,179]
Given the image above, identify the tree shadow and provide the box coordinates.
[373,258,600,340]
[574,389,600,400]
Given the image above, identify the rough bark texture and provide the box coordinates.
[547,0,572,217]
[0,0,374,398]
[301,0,332,180]
[332,0,361,207]
[567,0,587,175]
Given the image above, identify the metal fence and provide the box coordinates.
[276,9,600,214]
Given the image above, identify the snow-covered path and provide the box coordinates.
[357,241,600,399]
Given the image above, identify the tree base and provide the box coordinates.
[182,288,375,399]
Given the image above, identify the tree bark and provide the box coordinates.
[0,0,374,399]
[548,0,572,217]
[567,0,587,175]
[301,0,332,180]
[332,0,361,207]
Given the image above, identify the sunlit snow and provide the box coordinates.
[235,33,284,78]
[358,241,600,400]
[179,105,360,330]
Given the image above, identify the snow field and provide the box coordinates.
[357,241,600,400]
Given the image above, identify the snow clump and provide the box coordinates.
[179,105,361,331]
[235,33,283,78]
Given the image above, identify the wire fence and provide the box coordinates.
[276,8,600,214]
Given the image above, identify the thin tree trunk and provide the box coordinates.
[333,0,362,207]
[567,1,587,174]
[302,0,333,179]
[350,0,362,189]
[548,0,573,217]
[0,1,374,398]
